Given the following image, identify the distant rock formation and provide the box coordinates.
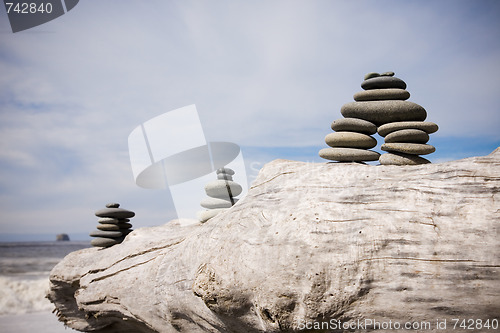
[55,234,70,241]
[48,148,500,332]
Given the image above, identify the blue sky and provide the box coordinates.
[0,0,499,241]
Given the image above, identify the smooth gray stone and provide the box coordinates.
[121,229,133,236]
[319,147,380,162]
[364,72,380,80]
[216,167,235,175]
[341,100,427,126]
[98,218,130,224]
[217,173,233,181]
[200,197,235,209]
[381,143,436,155]
[330,118,377,134]
[117,222,133,229]
[353,89,410,102]
[325,132,377,149]
[361,76,407,90]
[380,71,395,77]
[377,121,439,137]
[90,237,121,248]
[385,129,429,144]
[205,180,242,198]
[95,208,135,219]
[89,230,123,238]
[197,208,228,223]
[106,203,120,208]
[379,152,431,165]
[97,224,120,231]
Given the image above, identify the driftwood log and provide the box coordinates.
[48,148,500,332]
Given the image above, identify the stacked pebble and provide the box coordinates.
[90,203,135,248]
[319,71,438,165]
[318,117,380,162]
[197,167,242,223]
[348,71,438,165]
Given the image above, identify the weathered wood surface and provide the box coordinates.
[48,148,500,332]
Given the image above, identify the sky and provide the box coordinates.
[0,0,499,241]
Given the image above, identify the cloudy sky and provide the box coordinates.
[1,0,499,241]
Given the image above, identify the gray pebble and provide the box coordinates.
[379,152,431,165]
[385,129,429,144]
[361,76,407,90]
[90,237,121,248]
[377,121,439,137]
[341,100,427,126]
[105,203,120,208]
[201,197,235,209]
[381,143,435,155]
[353,89,410,102]
[325,132,377,149]
[95,207,135,219]
[96,224,120,231]
[89,230,123,238]
[330,118,377,134]
[364,72,380,80]
[319,147,380,162]
[205,180,242,199]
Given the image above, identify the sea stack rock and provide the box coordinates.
[90,203,135,248]
[197,168,242,223]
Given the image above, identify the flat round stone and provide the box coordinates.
[330,118,377,134]
[340,100,427,126]
[89,230,123,238]
[97,218,130,224]
[325,132,377,149]
[197,208,227,223]
[379,152,431,165]
[105,203,120,208]
[216,167,235,175]
[380,71,395,77]
[91,237,121,248]
[319,147,380,162]
[353,89,410,102]
[364,72,380,80]
[96,224,120,231]
[95,208,135,219]
[385,129,429,144]
[121,229,133,236]
[217,173,233,180]
[381,143,435,155]
[361,76,407,90]
[200,197,235,209]
[117,222,133,229]
[377,121,439,136]
[205,180,242,198]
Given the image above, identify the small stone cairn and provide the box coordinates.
[319,71,439,165]
[197,167,242,223]
[90,203,135,248]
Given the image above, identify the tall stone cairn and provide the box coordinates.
[197,167,242,223]
[319,71,439,165]
[90,203,135,248]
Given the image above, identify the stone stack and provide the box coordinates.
[197,168,242,223]
[378,121,439,165]
[319,71,438,165]
[90,203,135,248]
[347,71,438,165]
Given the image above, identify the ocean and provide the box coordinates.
[0,241,90,332]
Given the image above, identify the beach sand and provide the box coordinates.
[0,311,75,333]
